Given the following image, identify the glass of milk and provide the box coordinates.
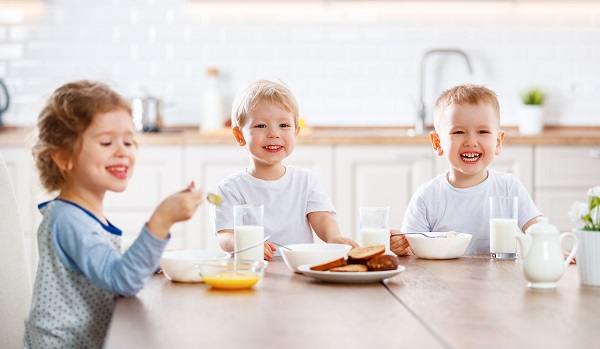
[359,206,391,254]
[233,204,264,261]
[489,197,519,259]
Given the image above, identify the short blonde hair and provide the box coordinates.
[32,80,131,193]
[230,79,299,129]
[433,84,500,130]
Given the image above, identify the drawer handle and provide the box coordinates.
[590,150,600,159]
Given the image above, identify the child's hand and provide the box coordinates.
[390,229,413,256]
[264,241,276,261]
[147,182,204,239]
[328,236,359,248]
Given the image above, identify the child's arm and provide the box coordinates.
[146,183,204,240]
[390,229,413,256]
[308,211,359,247]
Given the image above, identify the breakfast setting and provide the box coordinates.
[1,2,600,349]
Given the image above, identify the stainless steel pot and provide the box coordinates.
[132,95,163,132]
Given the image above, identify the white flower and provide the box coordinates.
[591,205,600,226]
[587,186,600,198]
[568,202,589,222]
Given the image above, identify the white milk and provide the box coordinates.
[490,219,518,253]
[361,228,390,254]
[234,225,264,261]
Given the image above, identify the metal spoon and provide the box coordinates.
[268,240,292,251]
[391,232,448,239]
[226,235,271,257]
[206,193,223,206]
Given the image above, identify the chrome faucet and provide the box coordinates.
[415,48,473,134]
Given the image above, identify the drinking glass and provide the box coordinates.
[359,206,391,254]
[489,196,519,259]
[233,204,264,261]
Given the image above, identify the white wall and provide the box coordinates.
[0,0,599,128]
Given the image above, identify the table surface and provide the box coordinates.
[104,256,600,349]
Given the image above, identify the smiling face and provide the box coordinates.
[60,108,137,201]
[233,100,299,178]
[430,103,504,188]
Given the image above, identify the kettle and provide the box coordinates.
[131,95,163,133]
[0,80,10,128]
[515,217,578,289]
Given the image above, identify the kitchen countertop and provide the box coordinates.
[1,125,599,146]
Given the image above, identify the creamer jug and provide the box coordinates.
[515,217,578,289]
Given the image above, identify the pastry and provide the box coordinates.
[347,244,385,261]
[366,255,400,271]
[309,257,347,271]
[329,264,368,272]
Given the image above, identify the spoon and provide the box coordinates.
[268,240,292,251]
[226,236,271,257]
[206,193,223,206]
[391,232,448,239]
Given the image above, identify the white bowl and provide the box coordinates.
[280,243,352,272]
[406,232,472,259]
[160,250,229,282]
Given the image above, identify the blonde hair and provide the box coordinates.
[230,79,299,129]
[433,84,500,130]
[32,80,131,193]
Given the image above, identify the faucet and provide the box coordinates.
[415,48,473,134]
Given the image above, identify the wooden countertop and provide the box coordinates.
[1,125,599,146]
[104,256,599,349]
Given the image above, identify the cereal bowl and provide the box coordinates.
[280,243,352,272]
[160,250,228,282]
[196,259,268,290]
[406,232,472,259]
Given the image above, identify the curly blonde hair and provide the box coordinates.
[433,84,500,130]
[32,80,131,193]
[230,79,299,129]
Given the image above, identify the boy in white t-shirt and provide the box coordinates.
[391,84,542,256]
[211,79,358,260]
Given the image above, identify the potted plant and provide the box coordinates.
[518,87,545,135]
[569,186,600,286]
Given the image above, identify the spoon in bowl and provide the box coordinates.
[391,232,449,239]
[268,240,292,251]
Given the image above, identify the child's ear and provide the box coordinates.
[429,131,443,156]
[232,126,246,146]
[295,127,300,136]
[495,129,505,155]
[51,150,73,172]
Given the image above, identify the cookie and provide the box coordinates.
[347,244,385,261]
[329,264,368,272]
[366,254,400,271]
[309,257,347,271]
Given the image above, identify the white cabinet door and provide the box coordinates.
[185,144,334,250]
[534,146,600,231]
[434,145,534,193]
[104,145,185,250]
[335,145,433,241]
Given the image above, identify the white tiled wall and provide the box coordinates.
[0,0,599,128]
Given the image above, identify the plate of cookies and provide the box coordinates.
[297,244,405,284]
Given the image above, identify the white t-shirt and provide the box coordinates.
[211,165,336,252]
[401,168,542,255]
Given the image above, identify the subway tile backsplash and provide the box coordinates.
[0,0,599,128]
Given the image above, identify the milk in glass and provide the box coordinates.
[361,228,390,253]
[490,218,518,253]
[234,225,264,261]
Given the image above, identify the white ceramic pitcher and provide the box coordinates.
[515,217,578,289]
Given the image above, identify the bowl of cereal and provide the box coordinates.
[160,250,228,282]
[405,232,472,259]
[280,243,352,272]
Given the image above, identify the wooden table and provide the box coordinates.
[104,256,600,349]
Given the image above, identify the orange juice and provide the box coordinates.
[202,271,261,290]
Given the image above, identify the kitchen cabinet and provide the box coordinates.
[534,146,600,232]
[335,145,434,240]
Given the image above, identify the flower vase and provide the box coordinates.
[573,229,600,286]
[518,105,544,135]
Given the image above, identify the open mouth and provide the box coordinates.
[264,145,282,151]
[461,152,481,163]
[106,165,128,178]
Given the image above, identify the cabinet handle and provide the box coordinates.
[590,150,600,159]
